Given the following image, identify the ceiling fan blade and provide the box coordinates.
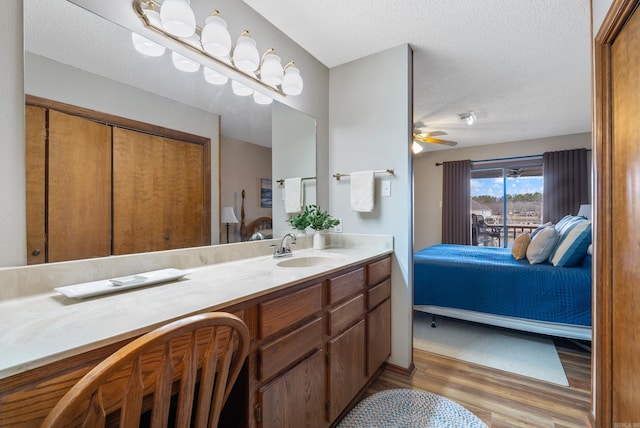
[413,130,447,138]
[419,136,458,147]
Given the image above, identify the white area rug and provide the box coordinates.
[413,312,569,386]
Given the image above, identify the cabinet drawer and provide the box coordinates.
[327,268,364,304]
[367,257,391,286]
[328,293,364,336]
[258,283,322,339]
[259,317,322,382]
[367,278,391,310]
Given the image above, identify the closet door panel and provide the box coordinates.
[162,138,206,249]
[113,128,165,255]
[48,110,112,262]
[25,105,46,265]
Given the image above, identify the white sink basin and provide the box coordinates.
[276,256,337,268]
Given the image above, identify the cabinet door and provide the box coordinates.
[48,110,112,262]
[112,128,165,255]
[327,319,366,422]
[163,137,206,249]
[25,105,46,265]
[367,298,391,376]
[259,350,324,428]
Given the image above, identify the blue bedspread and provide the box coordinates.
[414,244,592,326]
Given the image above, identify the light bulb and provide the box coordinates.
[172,51,200,72]
[260,51,283,87]
[131,7,165,57]
[201,13,231,57]
[231,80,253,96]
[203,66,229,85]
[160,0,196,38]
[282,62,303,95]
[253,91,273,105]
[233,32,259,72]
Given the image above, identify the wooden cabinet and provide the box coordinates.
[327,320,367,421]
[0,255,391,427]
[25,97,211,263]
[258,351,325,428]
[366,258,392,377]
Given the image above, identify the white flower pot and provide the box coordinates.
[313,231,325,250]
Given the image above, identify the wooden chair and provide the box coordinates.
[41,312,250,428]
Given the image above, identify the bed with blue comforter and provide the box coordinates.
[413,244,592,340]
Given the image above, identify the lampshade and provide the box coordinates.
[231,79,253,96]
[260,51,284,87]
[172,51,200,72]
[160,0,196,38]
[253,90,273,105]
[131,7,166,57]
[201,12,231,57]
[233,32,259,72]
[203,66,229,85]
[221,206,239,224]
[282,62,303,95]
[577,204,592,220]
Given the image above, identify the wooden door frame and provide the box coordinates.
[592,0,640,426]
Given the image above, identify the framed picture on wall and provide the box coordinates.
[261,178,272,208]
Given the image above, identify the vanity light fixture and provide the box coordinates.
[459,111,477,125]
[131,0,304,104]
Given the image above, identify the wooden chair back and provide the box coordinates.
[41,312,250,428]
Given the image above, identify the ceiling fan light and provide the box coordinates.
[171,51,200,72]
[201,13,231,57]
[233,32,259,72]
[203,66,229,85]
[253,91,273,105]
[160,0,196,37]
[282,62,303,95]
[260,51,283,87]
[231,79,253,96]
[412,141,424,154]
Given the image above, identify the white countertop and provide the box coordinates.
[0,244,391,379]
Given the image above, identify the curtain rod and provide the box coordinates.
[434,149,591,166]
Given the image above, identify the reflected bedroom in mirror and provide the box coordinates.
[19,0,316,267]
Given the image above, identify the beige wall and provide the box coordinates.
[413,132,592,250]
[220,137,272,243]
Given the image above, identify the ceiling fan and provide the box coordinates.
[412,126,458,153]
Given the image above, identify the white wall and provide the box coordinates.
[593,0,614,35]
[0,0,25,266]
[329,45,413,369]
[413,132,592,250]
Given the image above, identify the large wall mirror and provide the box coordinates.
[16,0,316,267]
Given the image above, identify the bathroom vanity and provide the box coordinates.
[0,235,392,427]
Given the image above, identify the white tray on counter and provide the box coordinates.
[54,268,190,299]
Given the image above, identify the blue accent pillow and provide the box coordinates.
[549,219,592,267]
[554,215,584,234]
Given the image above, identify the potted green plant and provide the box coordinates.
[306,205,340,249]
[287,205,311,234]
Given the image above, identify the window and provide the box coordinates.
[471,161,543,248]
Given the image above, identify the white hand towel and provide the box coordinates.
[350,170,375,212]
[284,177,303,213]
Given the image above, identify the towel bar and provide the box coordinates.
[333,168,394,181]
[276,176,316,185]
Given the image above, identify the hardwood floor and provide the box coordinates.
[366,338,591,427]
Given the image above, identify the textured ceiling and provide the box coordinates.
[243,0,592,151]
[25,1,592,151]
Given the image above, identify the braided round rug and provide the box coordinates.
[337,389,487,428]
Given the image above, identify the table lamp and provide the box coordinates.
[221,206,239,243]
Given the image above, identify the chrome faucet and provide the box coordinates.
[272,233,296,258]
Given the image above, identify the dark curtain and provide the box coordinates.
[442,160,472,244]
[542,148,589,223]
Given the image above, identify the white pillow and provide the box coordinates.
[526,226,559,264]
